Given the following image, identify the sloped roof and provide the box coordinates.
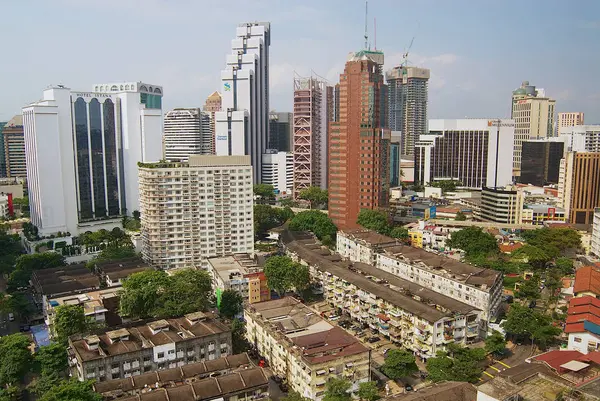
[574,266,600,295]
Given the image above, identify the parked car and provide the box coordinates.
[8,313,14,322]
[368,336,380,343]
[404,384,413,392]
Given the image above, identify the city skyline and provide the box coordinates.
[2,0,600,122]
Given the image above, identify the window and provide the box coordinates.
[574,337,582,343]
[158,352,165,358]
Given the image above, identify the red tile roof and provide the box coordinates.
[570,296,600,308]
[533,350,586,372]
[566,314,600,325]
[499,243,524,253]
[574,266,600,296]
[565,322,586,334]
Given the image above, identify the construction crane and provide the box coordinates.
[402,36,415,71]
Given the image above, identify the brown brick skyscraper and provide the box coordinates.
[328,50,390,229]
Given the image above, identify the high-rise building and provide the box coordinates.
[558,112,584,135]
[0,121,6,177]
[592,208,600,257]
[292,76,329,196]
[328,50,390,230]
[138,155,254,270]
[386,66,430,156]
[390,133,401,187]
[559,152,600,225]
[414,119,514,189]
[511,81,556,178]
[22,82,163,236]
[560,125,600,153]
[478,186,524,225]
[202,91,222,155]
[2,115,26,178]
[520,140,565,186]
[261,150,293,195]
[215,22,271,184]
[163,108,212,162]
[327,83,340,124]
[268,111,292,152]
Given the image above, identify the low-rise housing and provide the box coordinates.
[593,208,600,258]
[566,296,600,354]
[521,204,566,225]
[384,381,475,401]
[574,265,600,297]
[244,297,370,400]
[68,312,232,382]
[337,229,399,265]
[206,254,270,304]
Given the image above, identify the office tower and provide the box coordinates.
[592,208,600,257]
[0,121,6,177]
[293,76,329,197]
[215,22,271,184]
[327,83,340,124]
[390,132,401,187]
[138,155,254,270]
[414,119,514,189]
[163,108,212,162]
[511,81,556,178]
[261,150,293,195]
[23,82,163,236]
[203,91,222,155]
[2,115,26,178]
[478,186,524,224]
[268,111,293,152]
[328,50,390,230]
[520,140,565,186]
[386,66,430,156]
[560,125,600,153]
[559,152,600,225]
[558,112,584,135]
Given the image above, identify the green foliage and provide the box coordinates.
[356,209,390,234]
[282,392,311,401]
[122,216,141,232]
[455,211,467,221]
[0,385,21,401]
[0,333,33,386]
[23,222,40,241]
[253,184,275,204]
[8,252,66,291]
[502,304,561,348]
[219,290,243,319]
[429,180,461,193]
[29,373,62,398]
[357,381,380,401]
[231,319,251,354]
[555,257,574,275]
[38,379,102,401]
[279,198,300,208]
[515,275,541,300]
[289,210,337,246]
[93,245,137,264]
[0,229,22,275]
[521,228,581,257]
[389,226,409,240]
[120,269,213,319]
[426,345,486,383]
[381,349,418,379]
[53,305,90,344]
[323,377,352,401]
[263,256,310,296]
[254,205,293,237]
[485,331,507,356]
[446,227,499,258]
[35,343,68,377]
[298,186,328,209]
[511,245,551,269]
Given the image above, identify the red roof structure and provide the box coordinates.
[574,266,600,296]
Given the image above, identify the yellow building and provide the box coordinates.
[408,230,423,248]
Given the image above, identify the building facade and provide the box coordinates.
[519,140,564,186]
[207,254,270,304]
[163,108,212,162]
[560,125,600,153]
[478,186,524,225]
[328,50,390,229]
[138,155,254,270]
[2,115,26,178]
[293,76,329,196]
[414,119,514,189]
[511,81,556,178]
[261,150,293,195]
[215,22,271,184]
[202,91,222,155]
[386,66,430,156]
[22,83,163,236]
[268,111,293,152]
[558,112,584,135]
[559,152,600,225]
[390,133,401,187]
[592,208,600,257]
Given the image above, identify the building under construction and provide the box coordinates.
[293,76,333,197]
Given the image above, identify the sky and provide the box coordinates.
[2,0,600,122]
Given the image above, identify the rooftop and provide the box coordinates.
[3,115,23,128]
[207,254,261,283]
[384,381,476,401]
[32,264,100,297]
[95,257,151,281]
[574,265,600,296]
[340,229,399,247]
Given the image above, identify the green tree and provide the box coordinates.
[429,180,461,193]
[357,381,380,401]
[380,349,418,379]
[555,257,574,275]
[425,351,453,382]
[38,379,102,401]
[511,245,551,270]
[289,210,337,245]
[485,330,507,356]
[0,229,22,275]
[426,345,485,383]
[29,373,62,398]
[53,305,89,344]
[446,227,499,258]
[219,290,244,319]
[389,226,409,240]
[8,252,66,291]
[521,228,581,257]
[515,275,541,300]
[0,385,21,401]
[263,256,310,296]
[254,205,287,237]
[279,198,300,208]
[282,392,311,401]
[119,270,169,319]
[298,187,328,209]
[455,211,467,221]
[502,304,561,348]
[35,342,68,377]
[0,333,33,386]
[356,209,390,235]
[231,319,251,354]
[323,377,352,401]
[253,184,275,204]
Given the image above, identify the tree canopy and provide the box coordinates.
[53,305,93,344]
[0,229,22,275]
[380,349,418,379]
[323,377,352,401]
[263,256,310,296]
[356,209,390,234]
[511,245,551,270]
[253,184,275,204]
[0,333,33,387]
[485,330,507,356]
[8,252,66,291]
[254,205,294,237]
[502,304,561,348]
[521,227,581,257]
[429,180,461,193]
[298,186,328,209]
[455,211,467,221]
[446,227,499,258]
[219,289,244,319]
[426,345,486,383]
[289,210,337,246]
[120,269,213,319]
[38,379,102,401]
[231,319,251,354]
[35,343,69,377]
[357,381,380,401]
[282,392,311,401]
[514,275,541,300]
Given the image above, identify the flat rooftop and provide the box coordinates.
[340,229,399,247]
[96,257,151,281]
[384,381,476,401]
[32,264,100,297]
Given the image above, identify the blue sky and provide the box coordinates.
[2,0,600,122]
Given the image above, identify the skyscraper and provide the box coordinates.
[511,81,556,178]
[268,111,293,152]
[386,66,430,156]
[0,121,6,177]
[559,152,600,225]
[215,22,271,184]
[328,50,390,229]
[558,112,584,135]
[520,140,565,186]
[2,115,26,178]
[293,76,329,196]
[22,82,163,235]
[202,91,222,154]
[163,108,212,162]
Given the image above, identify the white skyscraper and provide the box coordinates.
[215,22,271,183]
[163,108,212,162]
[261,150,294,195]
[22,82,163,236]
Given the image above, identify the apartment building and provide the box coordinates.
[284,231,484,361]
[557,112,584,135]
[336,229,502,324]
[138,155,254,270]
[261,150,294,194]
[68,312,232,382]
[559,152,600,225]
[560,125,600,153]
[520,204,566,225]
[163,108,213,162]
[207,254,270,304]
[245,298,370,400]
[2,115,26,178]
[592,208,600,257]
[478,186,524,225]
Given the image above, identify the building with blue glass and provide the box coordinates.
[22,82,163,236]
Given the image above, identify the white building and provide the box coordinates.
[415,119,514,189]
[215,22,271,184]
[560,125,600,153]
[138,155,254,270]
[557,112,584,135]
[23,83,163,236]
[163,108,212,161]
[478,186,524,225]
[592,208,600,258]
[0,194,8,219]
[261,150,293,195]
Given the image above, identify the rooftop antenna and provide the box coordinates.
[364,0,369,50]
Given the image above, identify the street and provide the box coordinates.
[480,343,534,382]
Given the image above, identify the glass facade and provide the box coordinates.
[74,97,93,220]
[103,99,120,216]
[89,99,106,217]
[390,142,400,187]
[140,93,162,109]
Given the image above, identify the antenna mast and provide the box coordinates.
[364,0,369,50]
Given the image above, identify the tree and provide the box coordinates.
[289,210,337,245]
[356,209,390,235]
[220,290,243,319]
[0,229,22,275]
[521,228,581,257]
[8,252,66,291]
[53,305,89,344]
[502,304,561,348]
[279,198,300,208]
[426,345,485,383]
[555,257,574,275]
[38,379,102,401]
[0,333,33,386]
[380,349,418,379]
[429,180,461,193]
[253,184,275,204]
[231,319,251,354]
[282,392,311,401]
[36,342,68,377]
[446,227,499,258]
[485,330,507,356]
[455,211,467,221]
[425,352,453,382]
[511,245,551,270]
[389,226,408,240]
[298,187,328,209]
[119,270,169,319]
[254,205,289,237]
[515,275,541,300]
[263,256,310,296]
[323,377,351,401]
[357,381,380,401]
